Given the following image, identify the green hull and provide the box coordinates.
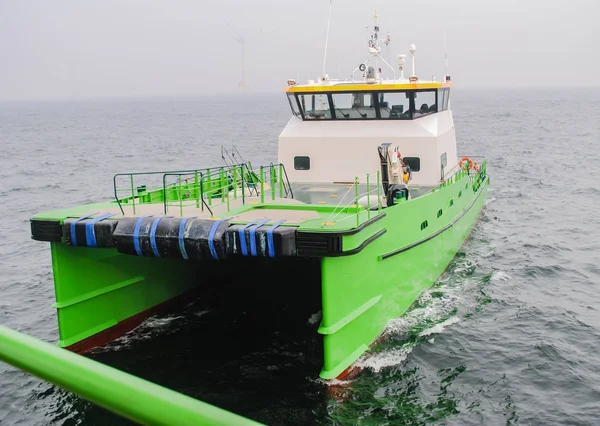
[31,162,489,380]
[319,176,488,378]
[49,243,204,349]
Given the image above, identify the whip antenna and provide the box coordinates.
[322,0,333,77]
[444,25,450,80]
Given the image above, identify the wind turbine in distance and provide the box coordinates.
[225,20,250,93]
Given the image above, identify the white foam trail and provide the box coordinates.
[313,377,352,387]
[354,346,412,373]
[418,316,461,337]
[89,314,189,354]
[492,270,511,282]
[307,310,322,325]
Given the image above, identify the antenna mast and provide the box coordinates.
[443,26,450,81]
[322,0,333,77]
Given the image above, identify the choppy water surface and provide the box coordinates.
[1,89,599,425]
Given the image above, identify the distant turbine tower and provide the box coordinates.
[226,20,250,93]
[237,35,249,93]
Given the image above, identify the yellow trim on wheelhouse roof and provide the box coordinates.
[285,82,453,93]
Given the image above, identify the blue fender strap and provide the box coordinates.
[149,216,173,258]
[133,216,150,256]
[85,213,116,247]
[70,212,99,246]
[208,219,226,260]
[239,219,260,256]
[249,218,271,257]
[178,216,197,260]
[267,219,287,258]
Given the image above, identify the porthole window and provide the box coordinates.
[404,157,420,172]
[420,220,428,231]
[294,156,310,170]
[437,209,443,218]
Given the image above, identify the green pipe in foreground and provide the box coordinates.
[0,325,263,426]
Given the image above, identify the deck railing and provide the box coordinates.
[113,169,204,215]
[163,163,293,216]
[322,172,383,228]
[113,162,293,217]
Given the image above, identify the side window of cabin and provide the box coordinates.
[413,91,437,118]
[332,92,377,119]
[294,156,310,170]
[437,89,446,111]
[404,157,420,172]
[287,93,301,118]
[444,89,450,110]
[297,94,332,120]
[379,91,411,119]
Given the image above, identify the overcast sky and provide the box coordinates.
[0,0,598,100]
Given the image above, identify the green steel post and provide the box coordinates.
[233,167,238,199]
[220,168,225,203]
[366,173,371,219]
[377,171,381,213]
[270,165,275,201]
[226,187,230,212]
[260,167,264,204]
[355,176,359,226]
[278,163,283,198]
[130,175,136,215]
[178,176,183,217]
[241,167,245,204]
[0,325,263,426]
[206,169,212,206]
[194,172,200,209]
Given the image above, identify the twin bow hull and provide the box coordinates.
[33,167,488,380]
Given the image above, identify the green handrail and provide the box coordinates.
[0,325,263,426]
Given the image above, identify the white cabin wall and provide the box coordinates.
[277,111,456,187]
[436,110,459,179]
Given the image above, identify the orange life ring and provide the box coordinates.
[459,157,474,170]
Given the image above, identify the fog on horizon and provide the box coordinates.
[0,0,598,101]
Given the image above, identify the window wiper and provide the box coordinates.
[353,106,367,118]
[335,107,349,118]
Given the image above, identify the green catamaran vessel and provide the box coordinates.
[1,11,488,425]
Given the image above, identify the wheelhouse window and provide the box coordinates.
[297,93,332,120]
[287,93,301,118]
[443,89,450,110]
[437,88,451,111]
[414,91,437,118]
[378,91,411,119]
[291,89,446,121]
[331,92,377,119]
